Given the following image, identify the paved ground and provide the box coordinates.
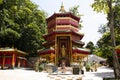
[0,66,114,80]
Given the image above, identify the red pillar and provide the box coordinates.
[2,54,5,69]
[23,59,26,67]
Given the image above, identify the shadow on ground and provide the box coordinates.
[94,72,115,78]
[21,68,34,70]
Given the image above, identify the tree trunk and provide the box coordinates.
[107,0,120,78]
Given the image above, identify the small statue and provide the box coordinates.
[50,53,55,63]
[61,60,66,73]
[79,59,83,69]
[73,53,78,62]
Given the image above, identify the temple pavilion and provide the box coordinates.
[0,48,28,69]
[38,4,90,66]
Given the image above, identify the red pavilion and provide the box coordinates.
[0,48,28,69]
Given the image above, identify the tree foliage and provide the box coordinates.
[92,0,120,78]
[69,5,83,29]
[0,0,47,56]
[98,24,110,34]
[91,0,109,13]
[85,41,95,54]
[0,28,20,47]
[92,0,120,58]
[69,5,81,17]
[91,0,120,53]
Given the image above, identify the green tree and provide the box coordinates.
[96,32,113,66]
[69,5,83,29]
[97,26,120,67]
[92,0,120,78]
[0,0,47,57]
[69,5,81,17]
[0,28,20,47]
[85,41,95,54]
[98,24,109,34]
[19,23,43,56]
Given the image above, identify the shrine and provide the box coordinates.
[38,4,90,66]
[0,48,28,69]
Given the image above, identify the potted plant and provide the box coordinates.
[85,63,91,72]
[39,65,43,72]
[34,61,39,72]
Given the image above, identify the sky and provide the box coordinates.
[31,0,108,45]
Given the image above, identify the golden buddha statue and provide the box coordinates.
[61,45,66,57]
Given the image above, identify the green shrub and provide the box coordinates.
[85,63,91,71]
[39,65,43,72]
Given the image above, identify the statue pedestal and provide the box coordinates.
[71,62,80,74]
[46,63,54,73]
[73,67,79,74]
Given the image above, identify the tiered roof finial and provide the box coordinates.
[59,2,66,13]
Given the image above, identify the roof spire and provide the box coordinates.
[59,2,66,13]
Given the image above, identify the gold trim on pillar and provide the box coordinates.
[55,36,57,65]
[18,58,20,68]
[2,54,5,69]
[70,34,72,63]
[12,53,15,68]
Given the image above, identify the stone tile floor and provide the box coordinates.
[0,66,114,80]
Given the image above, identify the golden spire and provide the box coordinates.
[59,2,66,13]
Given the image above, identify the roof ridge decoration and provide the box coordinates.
[59,2,66,13]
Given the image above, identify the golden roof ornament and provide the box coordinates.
[59,3,66,13]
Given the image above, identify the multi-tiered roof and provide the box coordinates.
[43,12,84,47]
[38,4,90,65]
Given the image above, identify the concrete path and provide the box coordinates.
[0,66,114,80]
[82,66,114,80]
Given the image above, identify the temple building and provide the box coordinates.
[38,4,90,66]
[0,48,28,69]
